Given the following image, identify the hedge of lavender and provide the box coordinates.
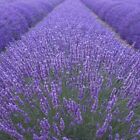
[0,0,17,4]
[81,0,140,49]
[0,0,63,51]
[0,0,140,140]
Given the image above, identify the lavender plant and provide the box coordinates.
[0,0,17,4]
[0,0,140,140]
[1,36,140,140]
[81,0,140,49]
[0,0,64,51]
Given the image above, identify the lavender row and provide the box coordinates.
[81,0,140,49]
[0,0,17,4]
[0,0,140,139]
[0,0,64,51]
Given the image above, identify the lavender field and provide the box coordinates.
[0,0,140,140]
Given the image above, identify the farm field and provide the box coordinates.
[0,0,140,140]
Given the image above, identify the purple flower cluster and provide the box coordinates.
[81,0,140,49]
[0,0,140,139]
[0,0,63,51]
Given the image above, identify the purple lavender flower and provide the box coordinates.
[40,118,50,135]
[96,113,112,138]
[59,118,65,131]
[63,98,83,124]
[136,128,140,136]
[106,88,117,112]
[125,111,134,122]
[62,137,69,140]
[115,133,120,140]
[52,123,60,136]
